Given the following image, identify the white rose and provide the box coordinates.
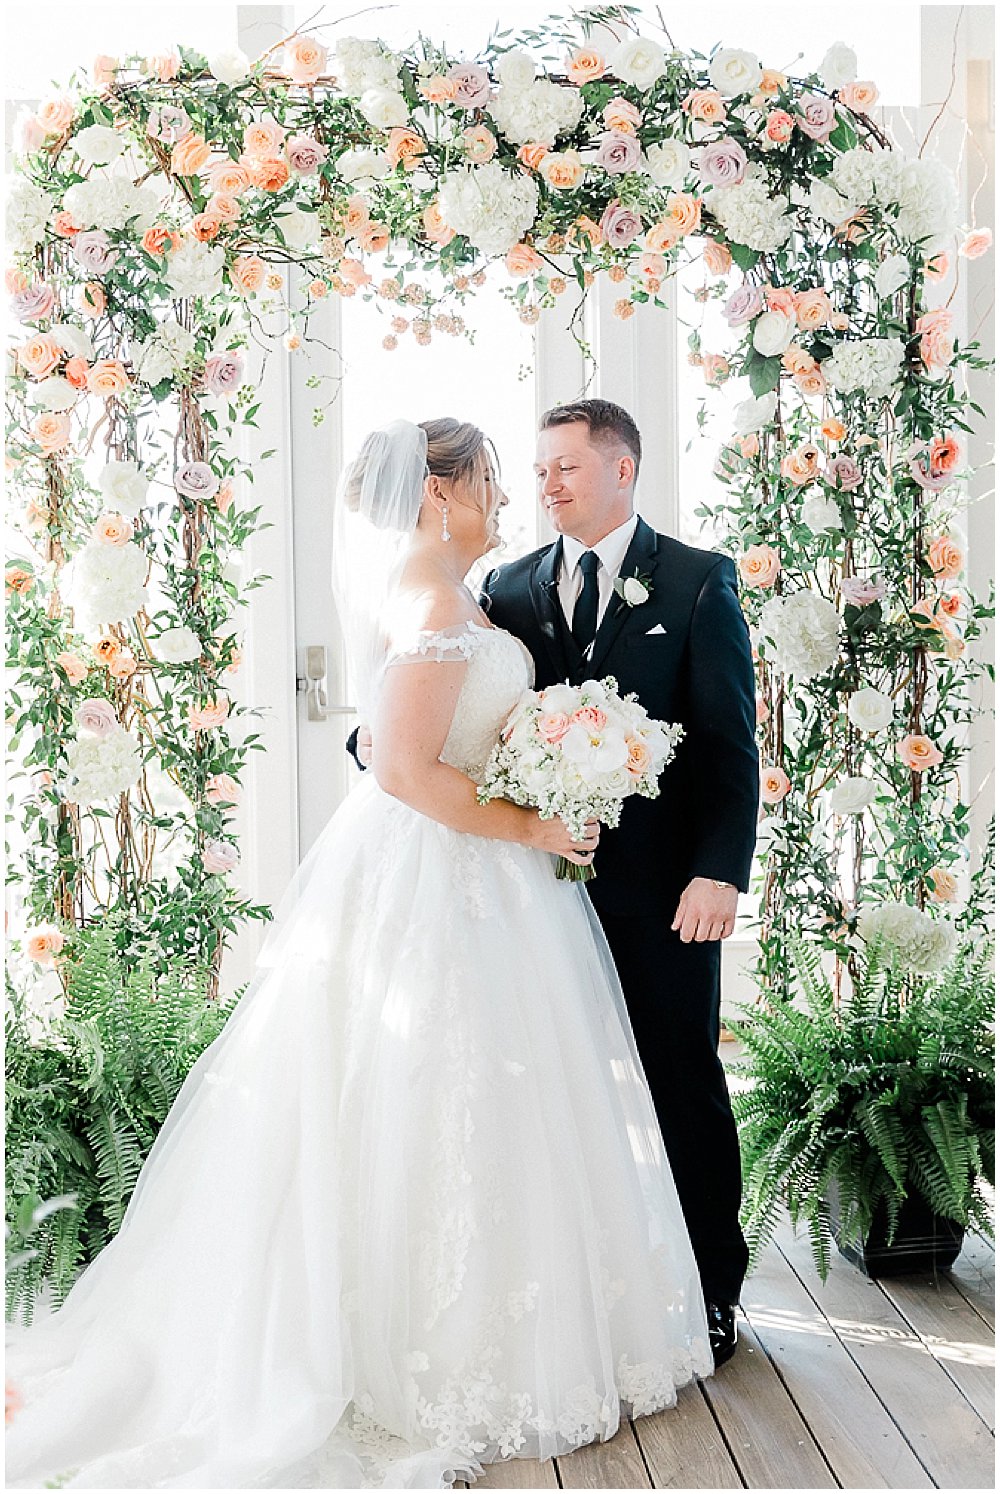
[801,494,842,532]
[155,626,202,664]
[874,253,910,298]
[807,179,856,226]
[732,391,778,435]
[209,48,251,84]
[600,766,633,797]
[645,138,691,189]
[819,41,858,90]
[336,147,390,184]
[99,460,149,517]
[829,776,877,815]
[494,49,537,92]
[622,577,649,606]
[359,86,409,130]
[708,47,762,97]
[49,321,95,360]
[847,686,894,733]
[30,376,77,411]
[71,124,124,165]
[537,683,577,714]
[752,309,796,357]
[609,36,667,90]
[274,206,322,250]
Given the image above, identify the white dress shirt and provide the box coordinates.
[558,513,640,631]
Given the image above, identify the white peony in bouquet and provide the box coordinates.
[478,676,683,881]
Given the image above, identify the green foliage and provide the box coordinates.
[731,932,995,1280]
[5,915,236,1323]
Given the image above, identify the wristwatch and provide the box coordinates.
[711,879,734,889]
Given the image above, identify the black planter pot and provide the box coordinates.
[827,1182,965,1278]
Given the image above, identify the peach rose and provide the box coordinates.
[573,215,604,249]
[897,733,943,772]
[93,54,118,86]
[191,213,222,241]
[418,74,459,103]
[6,268,29,294]
[938,593,963,618]
[794,288,832,328]
[283,35,327,84]
[604,97,642,134]
[761,765,791,803]
[52,210,81,238]
[572,706,608,732]
[92,635,121,664]
[18,333,62,380]
[926,533,964,578]
[538,711,571,743]
[625,736,652,777]
[243,117,286,159]
[55,651,89,684]
[6,567,35,595]
[37,96,76,136]
[703,354,731,387]
[343,196,371,235]
[462,125,497,163]
[795,367,827,398]
[640,252,667,279]
[206,771,242,806]
[541,150,584,190]
[92,511,134,546]
[142,224,181,257]
[703,240,732,275]
[230,254,267,294]
[781,344,817,376]
[927,865,958,902]
[764,109,795,144]
[146,50,181,82]
[357,222,390,253]
[781,443,821,485]
[830,311,851,331]
[206,193,241,224]
[928,433,962,477]
[755,694,769,725]
[739,544,781,589]
[764,285,797,318]
[664,192,701,237]
[916,307,954,371]
[959,228,992,259]
[642,221,678,254]
[86,359,130,398]
[422,201,455,245]
[757,69,787,96]
[187,697,230,731]
[838,81,879,111]
[505,243,543,278]
[64,356,90,389]
[924,252,949,280]
[683,89,727,124]
[247,157,290,192]
[565,47,606,84]
[339,258,371,289]
[25,924,65,966]
[76,281,106,318]
[31,412,71,452]
[821,417,846,443]
[171,134,211,177]
[108,649,136,680]
[738,434,760,459]
[207,161,252,195]
[386,127,426,171]
[215,477,235,514]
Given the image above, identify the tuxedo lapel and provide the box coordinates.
[530,539,573,681]
[585,517,660,677]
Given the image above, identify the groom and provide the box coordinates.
[481,399,759,1366]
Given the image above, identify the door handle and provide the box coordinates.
[300,645,355,723]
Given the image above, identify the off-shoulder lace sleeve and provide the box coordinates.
[386,619,487,666]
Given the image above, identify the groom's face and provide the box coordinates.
[534,422,635,546]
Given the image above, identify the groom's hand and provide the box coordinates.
[671,878,738,943]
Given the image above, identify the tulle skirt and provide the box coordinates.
[5,772,712,1489]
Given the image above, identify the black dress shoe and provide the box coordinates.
[706,1300,738,1366]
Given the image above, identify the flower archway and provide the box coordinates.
[6,14,993,1006]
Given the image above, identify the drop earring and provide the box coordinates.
[441,503,451,543]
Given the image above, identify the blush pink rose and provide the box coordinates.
[761,765,791,803]
[538,711,571,743]
[188,697,230,731]
[926,533,964,578]
[738,544,781,589]
[206,772,242,806]
[201,837,239,873]
[572,706,608,733]
[959,228,992,259]
[286,134,328,173]
[797,93,836,141]
[76,697,117,736]
[897,734,943,772]
[25,923,65,965]
[625,736,652,777]
[92,512,134,546]
[203,351,245,396]
[55,651,89,685]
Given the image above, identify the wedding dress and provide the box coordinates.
[6,615,712,1489]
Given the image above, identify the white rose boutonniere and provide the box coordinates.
[614,569,653,607]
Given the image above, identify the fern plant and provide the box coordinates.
[5,914,237,1323]
[730,932,995,1280]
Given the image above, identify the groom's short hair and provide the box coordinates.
[539,399,642,475]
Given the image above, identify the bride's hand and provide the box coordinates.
[527,814,601,865]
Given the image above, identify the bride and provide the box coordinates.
[5,417,712,1490]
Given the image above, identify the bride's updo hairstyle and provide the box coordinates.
[419,417,499,516]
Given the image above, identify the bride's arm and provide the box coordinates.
[372,637,596,864]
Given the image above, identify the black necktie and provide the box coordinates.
[571,550,600,652]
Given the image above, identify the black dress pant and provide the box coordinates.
[595,909,750,1307]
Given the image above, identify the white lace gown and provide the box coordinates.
[5,622,712,1490]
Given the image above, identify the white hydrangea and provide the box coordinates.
[67,540,148,626]
[830,145,896,208]
[334,36,403,96]
[489,76,584,147]
[438,162,539,256]
[62,171,161,232]
[705,171,793,252]
[131,316,198,386]
[645,137,691,189]
[856,900,958,973]
[759,590,841,680]
[892,157,959,248]
[806,179,855,226]
[6,178,52,251]
[166,240,226,301]
[824,337,905,400]
[62,724,142,805]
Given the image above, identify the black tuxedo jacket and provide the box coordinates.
[481,516,759,919]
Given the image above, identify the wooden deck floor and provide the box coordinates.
[461,1217,995,1491]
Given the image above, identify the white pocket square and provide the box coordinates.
[645,623,667,635]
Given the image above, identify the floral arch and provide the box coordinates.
[6,14,994,1011]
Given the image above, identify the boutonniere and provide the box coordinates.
[613,568,653,608]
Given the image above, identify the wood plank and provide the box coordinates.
[741,1242,933,1488]
[632,1382,743,1488]
[555,1419,652,1489]
[701,1313,836,1488]
[777,1216,995,1489]
[948,1231,996,1330]
[471,1455,558,1488]
[878,1271,995,1431]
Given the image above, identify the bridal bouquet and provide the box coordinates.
[478,677,684,881]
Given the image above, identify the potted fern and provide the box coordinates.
[730,929,995,1280]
